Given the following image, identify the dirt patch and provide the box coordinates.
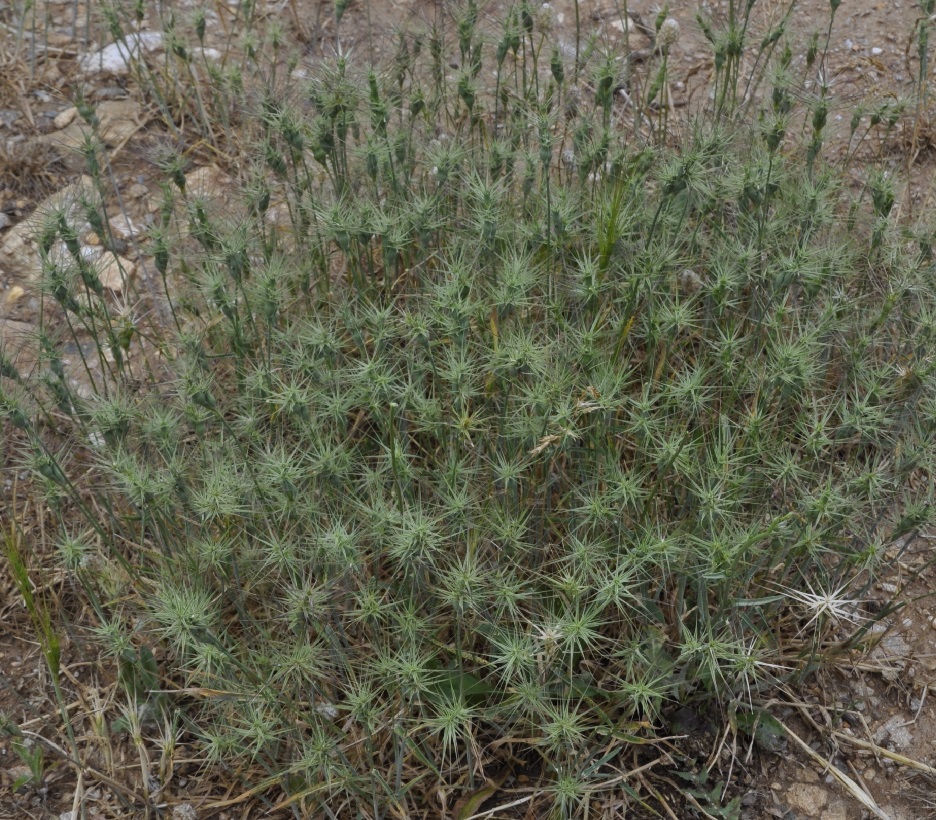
[752,537,936,820]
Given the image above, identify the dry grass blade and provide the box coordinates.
[775,716,891,820]
[460,794,534,820]
[831,730,936,777]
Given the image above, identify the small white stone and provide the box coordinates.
[108,214,140,241]
[871,47,883,56]
[54,107,79,129]
[98,254,137,293]
[79,32,164,76]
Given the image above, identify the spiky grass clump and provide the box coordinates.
[4,1,936,816]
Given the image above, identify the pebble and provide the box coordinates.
[4,285,25,307]
[79,31,164,75]
[98,254,137,293]
[871,47,883,56]
[109,213,141,241]
[874,715,914,750]
[785,782,827,815]
[91,87,131,100]
[54,106,79,129]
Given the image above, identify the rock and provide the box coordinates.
[108,214,141,242]
[38,100,142,158]
[90,87,131,101]
[98,254,137,293]
[0,213,11,230]
[879,805,911,820]
[41,62,61,84]
[0,318,38,377]
[874,715,913,750]
[0,176,95,283]
[784,782,827,816]
[0,228,36,279]
[0,109,19,128]
[54,106,79,129]
[4,285,25,308]
[823,800,849,820]
[184,163,232,198]
[46,32,74,48]
[264,202,291,229]
[78,32,164,76]
[798,768,818,784]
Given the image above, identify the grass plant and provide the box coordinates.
[3,0,936,816]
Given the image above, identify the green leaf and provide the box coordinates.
[736,708,787,753]
[423,660,495,704]
[453,771,508,820]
